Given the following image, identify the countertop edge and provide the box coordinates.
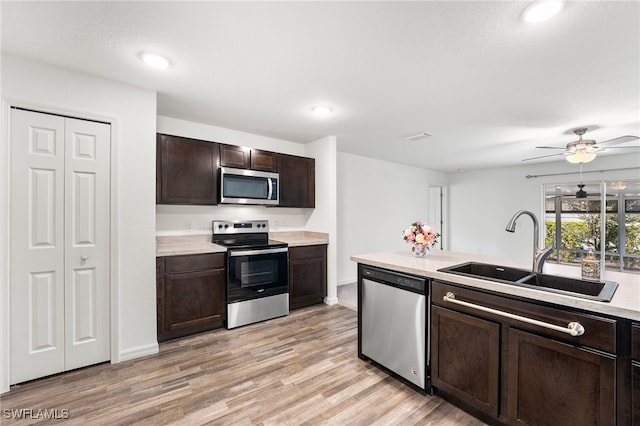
[156,231,328,257]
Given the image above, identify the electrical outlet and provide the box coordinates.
[274,220,280,230]
[186,220,192,232]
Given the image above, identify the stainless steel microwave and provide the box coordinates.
[219,167,279,205]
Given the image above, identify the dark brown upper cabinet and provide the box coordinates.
[157,134,219,205]
[220,144,278,172]
[157,134,315,207]
[251,149,278,172]
[278,154,315,208]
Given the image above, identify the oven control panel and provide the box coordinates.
[213,220,269,235]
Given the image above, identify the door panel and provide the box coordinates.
[30,168,57,247]
[71,172,96,245]
[11,109,65,383]
[29,271,59,352]
[71,268,97,344]
[64,117,110,370]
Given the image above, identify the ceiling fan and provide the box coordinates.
[522,128,639,163]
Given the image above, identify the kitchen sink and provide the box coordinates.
[517,273,618,302]
[438,262,619,302]
[438,262,532,283]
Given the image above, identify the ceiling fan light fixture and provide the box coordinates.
[566,150,596,164]
[611,181,627,191]
[576,184,588,199]
[522,0,564,23]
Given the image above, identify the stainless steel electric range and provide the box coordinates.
[212,220,289,329]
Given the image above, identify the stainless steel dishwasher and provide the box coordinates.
[358,264,429,390]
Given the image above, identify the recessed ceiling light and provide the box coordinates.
[521,0,564,23]
[140,52,170,69]
[311,105,333,116]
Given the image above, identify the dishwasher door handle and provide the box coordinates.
[443,292,585,337]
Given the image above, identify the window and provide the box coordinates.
[544,180,640,273]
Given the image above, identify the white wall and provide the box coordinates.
[305,136,338,303]
[336,152,448,285]
[156,116,320,234]
[448,154,640,273]
[1,55,158,393]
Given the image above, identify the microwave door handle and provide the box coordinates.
[267,178,273,200]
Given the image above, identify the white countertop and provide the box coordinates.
[156,235,227,256]
[270,231,329,247]
[156,231,329,257]
[351,249,640,321]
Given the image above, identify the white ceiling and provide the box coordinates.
[2,1,639,172]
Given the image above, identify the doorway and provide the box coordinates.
[9,108,111,384]
[428,185,448,251]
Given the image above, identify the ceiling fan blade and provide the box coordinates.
[596,135,639,146]
[522,153,564,161]
[535,146,566,150]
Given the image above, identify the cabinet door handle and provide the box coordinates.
[443,292,585,337]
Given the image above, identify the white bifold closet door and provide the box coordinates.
[10,108,110,384]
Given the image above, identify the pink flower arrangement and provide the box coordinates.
[403,220,440,251]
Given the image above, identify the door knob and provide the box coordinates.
[80,255,88,261]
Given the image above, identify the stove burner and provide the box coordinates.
[212,220,287,250]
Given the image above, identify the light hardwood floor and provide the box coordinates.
[1,304,486,425]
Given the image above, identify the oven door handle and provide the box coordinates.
[229,247,289,257]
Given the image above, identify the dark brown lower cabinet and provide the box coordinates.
[507,328,615,426]
[632,324,640,426]
[157,253,226,342]
[289,244,327,310]
[633,363,640,426]
[431,281,627,426]
[431,305,500,418]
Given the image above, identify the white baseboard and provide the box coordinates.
[337,277,356,287]
[324,296,339,305]
[117,342,159,362]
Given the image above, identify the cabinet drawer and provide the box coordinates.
[632,324,640,361]
[165,253,225,273]
[432,281,617,353]
[289,244,326,261]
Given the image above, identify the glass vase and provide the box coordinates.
[413,244,430,258]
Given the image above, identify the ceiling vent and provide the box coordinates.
[405,132,432,141]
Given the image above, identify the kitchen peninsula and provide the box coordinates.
[352,249,640,426]
[351,249,639,319]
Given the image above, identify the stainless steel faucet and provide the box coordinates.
[505,210,554,274]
